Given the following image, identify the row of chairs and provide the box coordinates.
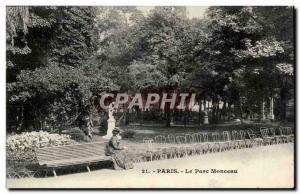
[247,126,294,146]
[141,126,294,161]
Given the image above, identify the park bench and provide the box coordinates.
[35,141,112,177]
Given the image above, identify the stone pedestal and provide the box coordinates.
[269,114,275,120]
[204,115,209,124]
[269,97,275,120]
[170,117,174,126]
[204,111,209,124]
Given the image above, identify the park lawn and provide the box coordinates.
[93,121,289,143]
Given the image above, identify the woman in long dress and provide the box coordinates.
[105,128,134,170]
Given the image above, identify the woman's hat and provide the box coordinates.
[112,128,120,134]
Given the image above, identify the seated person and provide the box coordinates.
[105,128,133,170]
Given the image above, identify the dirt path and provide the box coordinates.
[7,143,294,188]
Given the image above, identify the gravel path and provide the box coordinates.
[7,143,294,188]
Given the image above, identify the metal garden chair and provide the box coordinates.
[260,127,274,145]
[185,134,194,144]
[268,128,282,144]
[231,130,244,149]
[239,130,251,148]
[246,129,263,147]
[222,131,234,151]
[184,134,197,156]
[175,135,186,144]
[211,132,222,152]
[154,135,167,144]
[167,134,176,143]
[143,138,154,151]
[286,127,294,143]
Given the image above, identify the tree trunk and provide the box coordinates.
[235,99,244,124]
[165,111,174,127]
[16,106,24,132]
[280,88,287,121]
[261,99,266,121]
[198,99,202,126]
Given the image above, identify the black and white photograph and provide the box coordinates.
[5,5,295,189]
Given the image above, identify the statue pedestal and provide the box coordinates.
[203,110,209,124]
[102,118,115,139]
[170,118,174,126]
[204,115,209,124]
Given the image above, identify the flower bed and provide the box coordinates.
[7,131,73,153]
[6,131,75,178]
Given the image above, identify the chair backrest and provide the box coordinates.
[246,128,255,139]
[202,132,209,142]
[193,133,201,143]
[279,126,286,135]
[269,128,276,137]
[231,130,239,141]
[167,134,175,143]
[175,136,186,144]
[211,132,220,142]
[286,127,293,135]
[239,130,246,140]
[260,128,269,138]
[260,127,268,131]
[222,131,231,141]
[185,134,194,144]
[143,138,154,150]
[154,135,166,144]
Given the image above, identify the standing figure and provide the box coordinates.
[86,117,94,140]
[105,128,133,170]
[78,115,93,141]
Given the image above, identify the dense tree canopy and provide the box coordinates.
[6,6,294,132]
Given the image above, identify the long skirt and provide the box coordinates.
[111,150,134,170]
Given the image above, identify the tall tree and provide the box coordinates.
[6,6,101,132]
[188,6,293,122]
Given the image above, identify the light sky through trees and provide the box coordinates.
[137,6,208,19]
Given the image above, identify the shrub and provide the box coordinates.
[6,149,36,163]
[6,131,73,152]
[6,131,74,163]
[121,130,136,139]
[68,128,86,142]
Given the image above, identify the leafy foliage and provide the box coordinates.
[6,6,115,132]
[6,6,294,132]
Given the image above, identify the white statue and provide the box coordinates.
[103,102,121,139]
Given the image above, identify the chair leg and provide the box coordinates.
[86,165,91,173]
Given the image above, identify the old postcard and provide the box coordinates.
[6,6,295,189]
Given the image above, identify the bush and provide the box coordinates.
[121,130,136,139]
[6,131,73,152]
[68,128,86,142]
[6,131,74,163]
[7,149,36,163]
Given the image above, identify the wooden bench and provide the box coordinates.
[35,141,112,177]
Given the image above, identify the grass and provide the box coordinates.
[101,121,289,143]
